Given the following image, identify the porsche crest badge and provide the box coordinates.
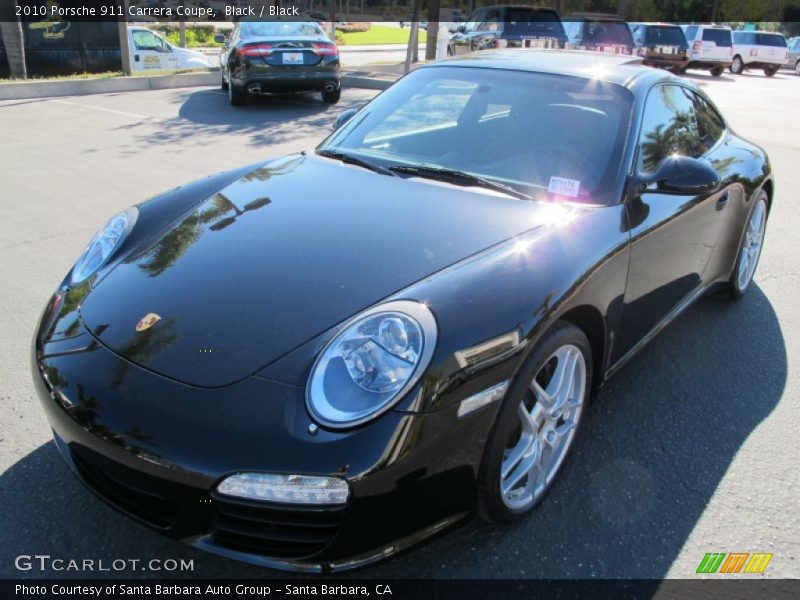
[135,313,161,332]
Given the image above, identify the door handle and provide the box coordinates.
[716,192,729,211]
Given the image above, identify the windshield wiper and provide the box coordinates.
[388,165,533,201]
[315,149,395,177]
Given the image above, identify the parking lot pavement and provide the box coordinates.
[1,72,798,579]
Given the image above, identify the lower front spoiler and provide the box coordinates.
[190,512,467,573]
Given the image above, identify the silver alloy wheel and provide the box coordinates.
[737,199,767,292]
[795,61,800,76]
[732,56,743,73]
[500,344,586,510]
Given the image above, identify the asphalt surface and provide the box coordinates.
[0,69,798,580]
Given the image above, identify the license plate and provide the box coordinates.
[282,52,303,65]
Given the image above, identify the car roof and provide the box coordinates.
[427,49,651,88]
[477,4,559,11]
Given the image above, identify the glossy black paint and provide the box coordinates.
[33,50,773,571]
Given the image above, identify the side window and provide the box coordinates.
[464,10,484,33]
[478,9,501,32]
[132,30,165,52]
[638,85,701,173]
[692,93,726,152]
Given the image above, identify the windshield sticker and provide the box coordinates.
[548,176,580,198]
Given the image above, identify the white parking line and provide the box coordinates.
[51,99,165,122]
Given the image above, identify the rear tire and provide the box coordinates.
[477,321,592,523]
[710,66,724,77]
[730,55,744,74]
[228,82,246,106]
[763,66,778,77]
[795,60,800,76]
[221,71,229,91]
[321,86,341,104]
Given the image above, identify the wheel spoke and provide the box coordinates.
[502,435,542,495]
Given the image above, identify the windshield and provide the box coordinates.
[645,26,686,46]
[320,67,633,204]
[241,22,326,38]
[581,21,634,46]
[504,9,566,37]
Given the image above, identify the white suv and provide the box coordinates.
[731,30,789,77]
[681,24,733,77]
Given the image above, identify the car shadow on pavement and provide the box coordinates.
[0,286,786,579]
[111,88,368,155]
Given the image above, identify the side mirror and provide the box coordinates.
[214,34,227,44]
[332,108,357,130]
[638,155,720,195]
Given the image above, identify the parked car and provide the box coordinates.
[449,5,566,55]
[33,49,773,572]
[787,36,800,74]
[216,20,340,106]
[730,30,788,76]
[127,26,211,72]
[563,14,635,54]
[681,24,733,76]
[629,22,689,72]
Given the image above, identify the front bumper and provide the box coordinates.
[32,307,498,571]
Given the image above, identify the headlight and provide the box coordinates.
[306,300,437,429]
[70,207,138,284]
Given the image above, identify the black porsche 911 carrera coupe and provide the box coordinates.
[33,50,772,572]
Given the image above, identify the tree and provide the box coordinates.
[0,0,28,79]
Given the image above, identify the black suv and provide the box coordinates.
[448,5,567,55]
[629,22,689,72]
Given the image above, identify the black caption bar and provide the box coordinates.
[4,579,800,600]
[4,0,800,23]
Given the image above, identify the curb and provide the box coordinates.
[0,71,220,101]
[341,75,395,90]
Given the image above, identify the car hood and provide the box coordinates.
[80,154,551,387]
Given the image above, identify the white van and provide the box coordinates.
[731,30,788,76]
[681,24,733,76]
[127,26,212,72]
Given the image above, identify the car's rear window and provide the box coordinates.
[582,21,634,46]
[504,9,565,36]
[645,26,686,46]
[323,66,634,204]
[702,28,732,47]
[241,22,325,38]
[756,33,787,47]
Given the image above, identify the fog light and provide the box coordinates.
[217,473,349,505]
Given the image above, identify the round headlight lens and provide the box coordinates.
[306,300,437,429]
[71,207,137,284]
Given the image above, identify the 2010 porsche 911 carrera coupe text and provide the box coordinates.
[32,50,772,572]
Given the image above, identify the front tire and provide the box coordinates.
[477,321,592,523]
[710,66,724,77]
[730,55,744,74]
[221,71,229,91]
[727,190,768,300]
[795,60,800,76]
[764,66,778,77]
